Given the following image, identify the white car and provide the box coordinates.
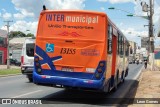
[21,38,35,82]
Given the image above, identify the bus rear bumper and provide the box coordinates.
[33,72,104,90]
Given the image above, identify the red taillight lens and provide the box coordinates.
[36,62,40,66]
[100,63,104,67]
[35,57,39,62]
[97,68,102,73]
[21,56,24,65]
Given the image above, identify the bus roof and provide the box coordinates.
[38,9,128,41]
[40,10,107,17]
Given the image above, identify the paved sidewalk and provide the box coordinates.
[0,65,20,69]
[128,65,160,107]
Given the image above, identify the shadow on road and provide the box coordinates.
[39,79,139,106]
[121,80,140,106]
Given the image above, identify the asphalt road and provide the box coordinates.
[0,64,143,107]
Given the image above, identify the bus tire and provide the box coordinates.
[107,81,111,92]
[121,71,125,83]
[125,68,129,77]
[28,78,33,82]
[113,72,118,92]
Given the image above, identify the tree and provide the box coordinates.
[26,33,34,37]
[9,31,26,38]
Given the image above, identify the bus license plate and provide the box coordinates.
[61,67,73,72]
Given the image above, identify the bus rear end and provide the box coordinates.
[33,10,107,91]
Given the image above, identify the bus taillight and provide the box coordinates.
[94,61,106,79]
[21,56,24,65]
[34,56,42,74]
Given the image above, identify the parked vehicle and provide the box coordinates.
[21,38,35,82]
[132,59,136,64]
[6,59,21,66]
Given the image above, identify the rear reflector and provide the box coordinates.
[86,68,95,73]
[21,56,24,65]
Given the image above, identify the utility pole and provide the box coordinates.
[4,20,13,69]
[141,0,154,70]
[149,0,154,71]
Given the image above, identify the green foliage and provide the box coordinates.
[26,33,34,37]
[0,69,20,75]
[9,31,34,38]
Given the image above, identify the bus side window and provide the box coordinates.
[118,33,120,55]
[121,36,124,56]
[108,25,112,54]
[125,41,129,56]
[118,34,122,56]
[118,35,124,57]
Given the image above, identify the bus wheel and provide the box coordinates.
[28,78,33,82]
[125,68,129,77]
[121,71,125,83]
[107,81,111,93]
[113,74,118,92]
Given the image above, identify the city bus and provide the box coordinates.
[33,6,129,93]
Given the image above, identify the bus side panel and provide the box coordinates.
[111,35,117,76]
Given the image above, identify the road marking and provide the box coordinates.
[12,90,42,98]
[133,66,143,80]
[0,75,23,79]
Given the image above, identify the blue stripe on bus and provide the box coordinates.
[35,45,62,70]
[33,70,105,90]
[41,69,93,79]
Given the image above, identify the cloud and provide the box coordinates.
[97,0,107,2]
[11,0,85,19]
[109,0,133,4]
[121,27,148,46]
[134,0,160,37]
[97,0,133,3]
[1,21,38,35]
[13,13,25,19]
[122,28,148,37]
[1,0,86,35]
[2,9,6,12]
[2,12,12,20]
[100,7,106,11]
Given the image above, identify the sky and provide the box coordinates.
[0,0,160,47]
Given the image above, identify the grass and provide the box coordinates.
[0,69,21,75]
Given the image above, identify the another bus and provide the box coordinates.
[33,6,129,93]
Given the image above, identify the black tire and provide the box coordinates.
[107,81,111,93]
[121,71,125,83]
[125,68,128,77]
[28,78,33,82]
[113,74,118,92]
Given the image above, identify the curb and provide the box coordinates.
[115,67,143,102]
[119,66,144,98]
[0,73,22,77]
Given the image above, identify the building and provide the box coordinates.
[9,37,30,61]
[129,41,137,60]
[0,29,7,64]
[141,37,149,51]
[154,46,160,68]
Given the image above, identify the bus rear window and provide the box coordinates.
[37,12,106,41]
[26,43,35,57]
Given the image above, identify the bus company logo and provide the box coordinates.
[58,31,84,37]
[2,99,11,104]
[46,43,54,53]
[81,49,100,56]
[46,14,99,25]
